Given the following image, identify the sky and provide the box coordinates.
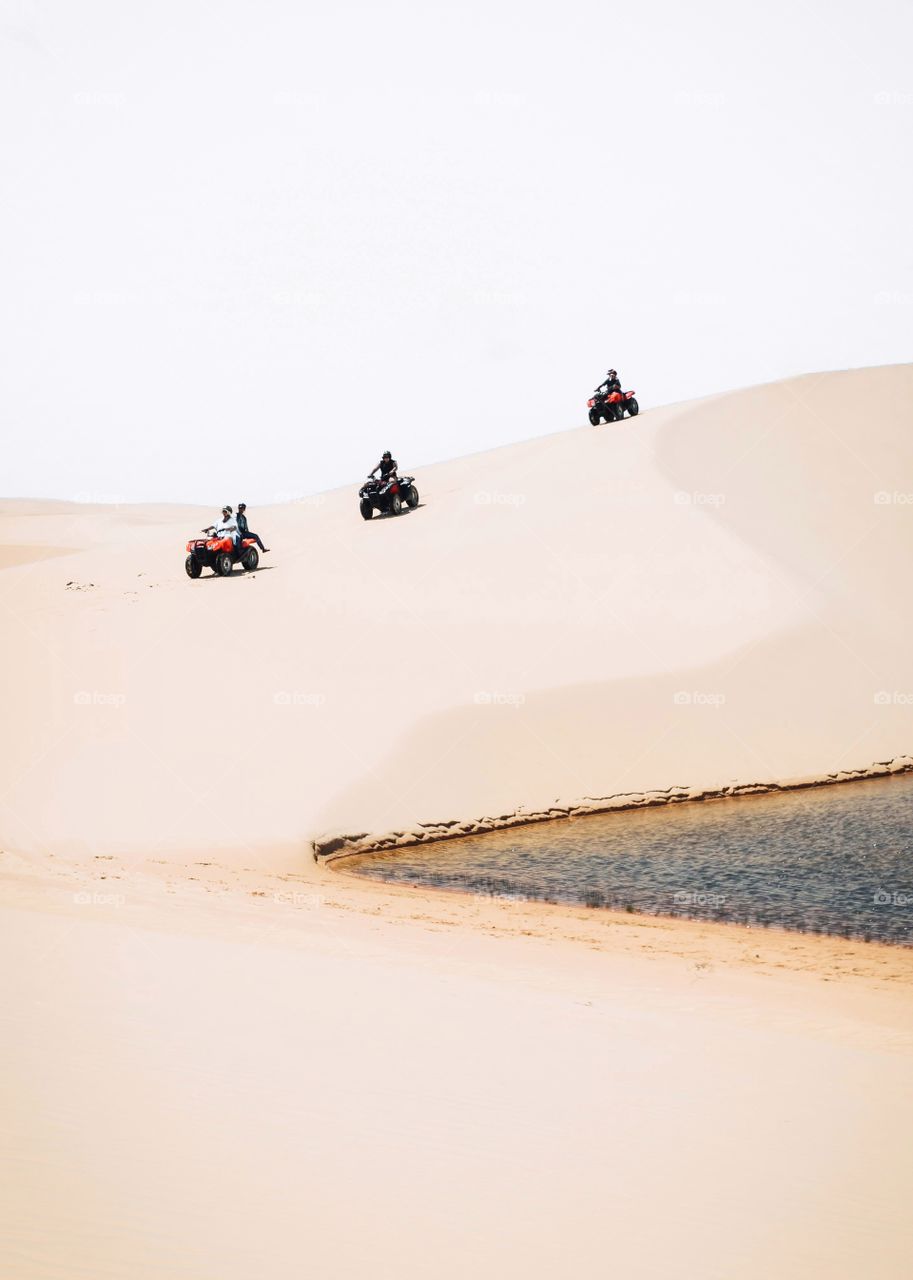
[1,0,911,505]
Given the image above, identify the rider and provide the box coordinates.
[203,505,239,551]
[236,503,269,553]
[369,451,398,484]
[204,505,237,536]
[596,368,622,397]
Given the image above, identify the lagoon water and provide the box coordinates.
[349,774,913,943]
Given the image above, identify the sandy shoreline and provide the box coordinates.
[4,834,913,986]
[3,843,913,1280]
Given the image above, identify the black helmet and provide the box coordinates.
[238,502,247,512]
[382,451,392,460]
[608,369,617,378]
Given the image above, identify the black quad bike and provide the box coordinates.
[185,534,260,578]
[358,475,419,520]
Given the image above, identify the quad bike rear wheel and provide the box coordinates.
[185,555,201,579]
[405,484,419,508]
[360,499,373,520]
[627,398,639,416]
[242,547,259,572]
[216,552,233,576]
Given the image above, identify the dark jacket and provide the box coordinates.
[372,457,398,480]
[236,511,250,537]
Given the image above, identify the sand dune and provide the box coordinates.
[0,364,911,866]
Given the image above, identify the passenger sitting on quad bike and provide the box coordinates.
[596,369,622,397]
[369,451,398,482]
[236,503,269,553]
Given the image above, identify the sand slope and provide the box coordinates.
[1,364,911,866]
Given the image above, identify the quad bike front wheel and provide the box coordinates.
[389,494,402,516]
[588,410,600,426]
[627,398,639,416]
[185,555,201,579]
[216,552,233,576]
[242,547,259,572]
[360,499,373,520]
[405,484,419,508]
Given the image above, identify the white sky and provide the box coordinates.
[1,0,911,505]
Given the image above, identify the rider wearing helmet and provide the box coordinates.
[369,451,398,482]
[597,369,622,396]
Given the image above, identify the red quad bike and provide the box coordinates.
[185,534,260,578]
[358,474,419,520]
[588,389,639,426]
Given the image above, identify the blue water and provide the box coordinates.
[348,773,913,944]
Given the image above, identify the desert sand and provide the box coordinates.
[2,364,913,1278]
